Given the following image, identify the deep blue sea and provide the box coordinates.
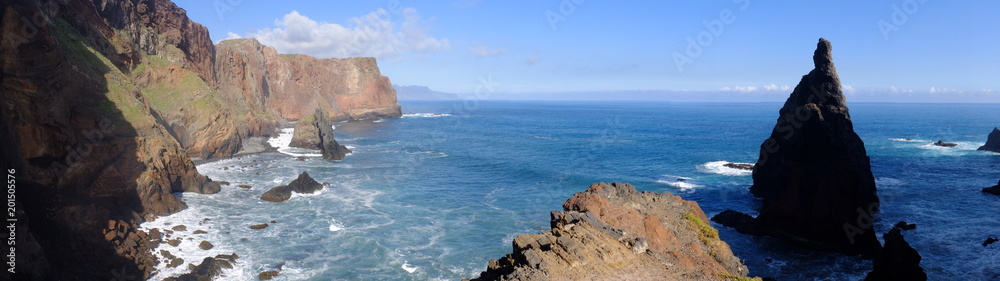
[142,101,1000,281]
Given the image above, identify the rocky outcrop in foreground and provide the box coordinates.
[289,108,351,160]
[978,128,1000,152]
[864,228,927,281]
[261,172,324,202]
[722,38,881,255]
[467,182,756,281]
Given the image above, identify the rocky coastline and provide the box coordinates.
[0,0,399,279]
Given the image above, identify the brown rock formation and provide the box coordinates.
[260,172,324,202]
[735,38,881,255]
[467,182,756,281]
[290,108,351,160]
[215,38,403,122]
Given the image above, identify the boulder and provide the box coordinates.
[260,172,324,202]
[289,108,352,160]
[259,270,280,280]
[984,237,998,247]
[864,228,926,281]
[250,223,270,230]
[743,38,881,255]
[723,163,754,171]
[199,241,214,250]
[978,128,1000,152]
[260,186,293,202]
[163,254,239,281]
[933,140,958,147]
[983,180,1000,196]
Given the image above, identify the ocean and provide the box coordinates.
[141,101,1000,281]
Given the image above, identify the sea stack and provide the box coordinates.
[978,128,1000,152]
[864,228,927,281]
[289,108,352,160]
[748,38,881,255]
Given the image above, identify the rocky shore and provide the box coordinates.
[466,182,758,281]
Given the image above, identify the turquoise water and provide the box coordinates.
[142,101,1000,280]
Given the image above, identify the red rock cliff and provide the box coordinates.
[216,38,402,122]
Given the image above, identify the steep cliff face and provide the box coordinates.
[1,0,220,280]
[747,38,881,255]
[468,183,756,281]
[215,39,402,122]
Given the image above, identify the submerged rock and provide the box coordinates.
[864,228,927,281]
[893,221,916,230]
[466,182,756,281]
[933,140,958,147]
[978,128,1000,152]
[259,270,280,280]
[260,172,324,202]
[983,237,999,247]
[289,108,352,160]
[742,38,881,255]
[723,163,755,171]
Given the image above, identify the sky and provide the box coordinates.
[173,0,1000,102]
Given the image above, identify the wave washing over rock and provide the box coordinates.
[466,182,758,281]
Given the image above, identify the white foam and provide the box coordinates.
[889,138,926,142]
[657,175,702,191]
[329,219,345,232]
[266,127,325,157]
[402,113,451,118]
[533,136,559,141]
[914,141,984,155]
[401,262,418,273]
[698,161,753,176]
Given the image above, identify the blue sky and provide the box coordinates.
[174,0,999,102]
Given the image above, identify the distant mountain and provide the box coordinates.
[394,85,461,100]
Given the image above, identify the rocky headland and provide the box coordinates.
[466,182,758,281]
[715,38,882,255]
[0,0,399,279]
[978,127,1000,152]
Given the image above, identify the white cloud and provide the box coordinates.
[247,9,450,59]
[762,84,791,91]
[842,84,856,93]
[721,84,791,93]
[225,32,243,40]
[470,44,506,57]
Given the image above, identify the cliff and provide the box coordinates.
[216,38,402,122]
[724,38,881,255]
[0,0,399,279]
[467,183,756,281]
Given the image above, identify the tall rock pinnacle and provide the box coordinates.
[749,38,881,255]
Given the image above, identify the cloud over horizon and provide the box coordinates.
[244,9,450,59]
